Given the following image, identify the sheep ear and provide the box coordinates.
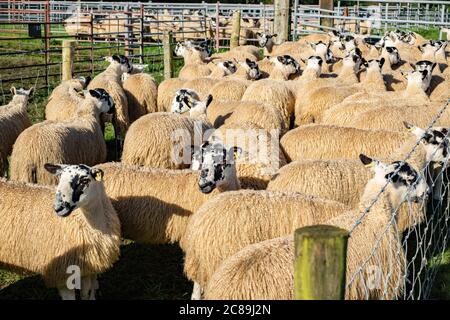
[403,121,415,131]
[90,168,104,181]
[418,45,423,53]
[89,89,101,99]
[27,87,35,96]
[245,58,251,64]
[400,71,409,80]
[44,163,64,176]
[206,95,213,108]
[183,96,192,109]
[256,32,261,37]
[379,57,385,68]
[359,154,374,167]
[10,86,16,95]
[112,55,121,63]
[272,34,278,38]
[431,62,437,72]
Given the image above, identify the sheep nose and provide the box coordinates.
[199,181,215,194]
[53,202,74,217]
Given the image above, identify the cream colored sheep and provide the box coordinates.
[122,72,158,123]
[242,79,295,131]
[157,78,186,112]
[182,189,350,298]
[87,55,131,137]
[280,124,437,167]
[296,58,386,125]
[212,121,287,189]
[178,45,212,80]
[96,140,241,244]
[294,50,363,122]
[121,112,212,169]
[0,164,121,300]
[10,89,114,185]
[45,77,89,121]
[0,87,33,175]
[208,78,249,104]
[203,156,429,300]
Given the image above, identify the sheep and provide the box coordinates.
[96,140,241,244]
[10,88,114,185]
[177,44,212,80]
[212,121,287,189]
[122,71,158,123]
[87,55,131,137]
[344,101,450,132]
[286,55,324,98]
[203,155,429,300]
[121,112,212,169]
[229,58,262,80]
[296,58,386,125]
[267,55,301,80]
[294,50,363,121]
[280,123,438,167]
[45,76,89,122]
[208,78,249,103]
[157,78,187,112]
[241,79,295,131]
[182,189,350,299]
[0,163,121,300]
[0,87,33,175]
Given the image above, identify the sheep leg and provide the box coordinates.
[58,287,76,300]
[80,276,94,300]
[89,276,99,300]
[432,163,444,201]
[191,282,203,300]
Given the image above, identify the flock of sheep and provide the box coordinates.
[0,27,449,300]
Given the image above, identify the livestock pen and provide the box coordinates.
[0,0,449,300]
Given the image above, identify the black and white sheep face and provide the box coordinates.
[89,88,115,114]
[402,69,431,92]
[399,31,416,45]
[366,58,385,71]
[242,58,261,80]
[106,55,133,74]
[218,61,237,75]
[171,89,200,114]
[44,164,104,217]
[404,122,450,163]
[328,30,344,50]
[174,42,188,57]
[341,35,357,52]
[310,41,335,64]
[418,42,439,57]
[383,46,400,66]
[306,56,323,73]
[256,32,277,48]
[273,55,300,75]
[359,154,428,203]
[193,141,241,194]
[343,49,363,71]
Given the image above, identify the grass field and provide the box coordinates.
[0,25,449,300]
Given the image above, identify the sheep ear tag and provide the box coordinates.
[91,169,104,181]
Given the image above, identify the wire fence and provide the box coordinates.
[345,100,450,300]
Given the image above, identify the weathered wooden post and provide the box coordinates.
[62,40,76,81]
[163,30,174,79]
[273,0,291,43]
[294,225,349,300]
[230,10,241,49]
[320,0,334,29]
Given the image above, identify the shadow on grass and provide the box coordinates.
[0,243,192,300]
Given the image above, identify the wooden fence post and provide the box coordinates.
[320,0,334,29]
[230,10,241,49]
[273,0,291,43]
[163,31,174,79]
[294,225,349,300]
[62,40,76,81]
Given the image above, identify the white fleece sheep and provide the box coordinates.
[121,112,212,169]
[0,164,121,300]
[0,87,33,175]
[96,140,241,244]
[45,76,89,122]
[203,156,429,300]
[10,89,114,185]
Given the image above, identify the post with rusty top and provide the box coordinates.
[230,10,241,49]
[294,225,348,300]
[273,0,291,43]
[163,30,174,79]
[62,40,76,81]
[320,0,334,29]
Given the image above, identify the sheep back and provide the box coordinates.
[123,73,158,122]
